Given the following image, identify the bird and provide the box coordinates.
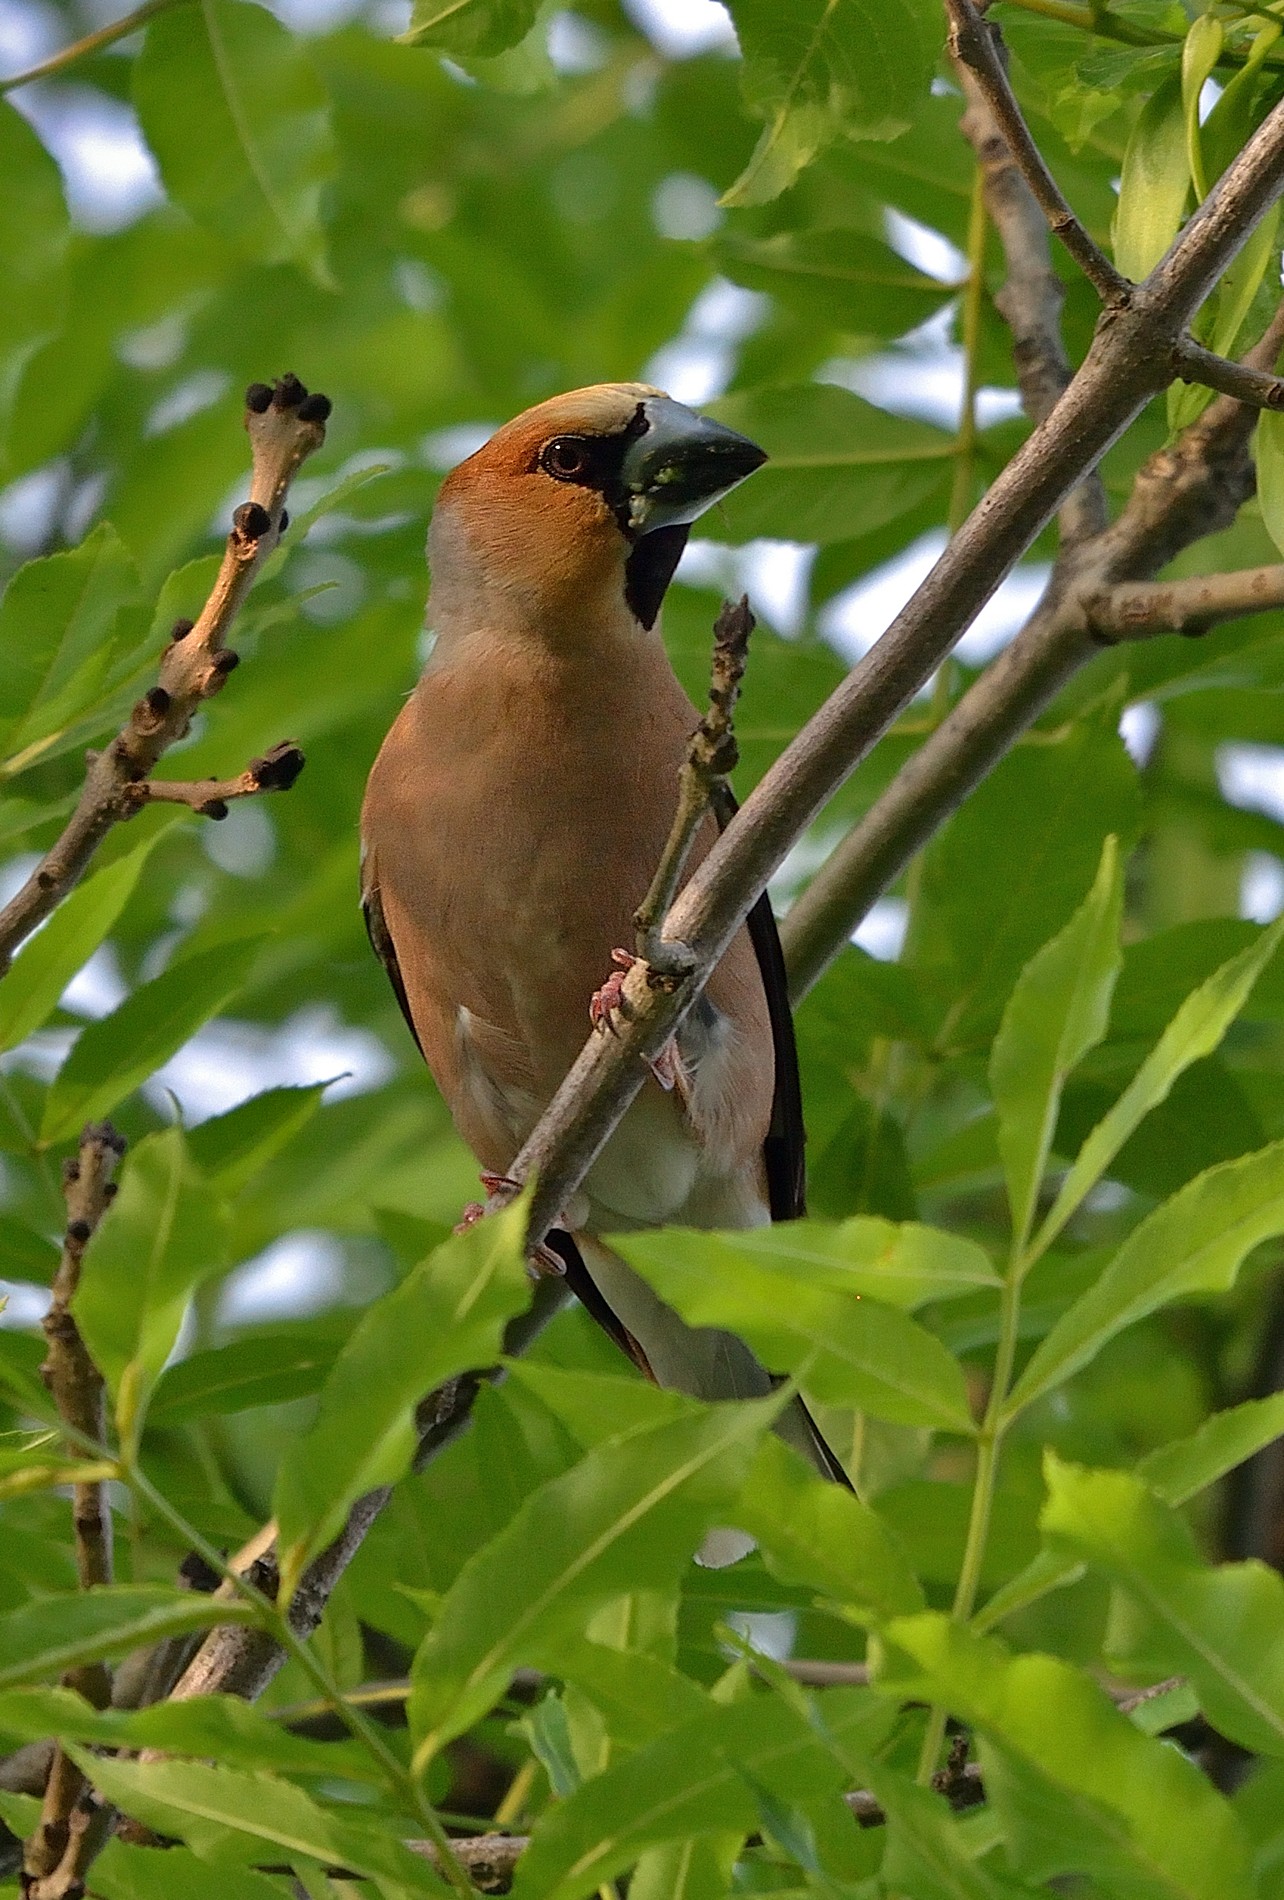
[360,381,849,1493]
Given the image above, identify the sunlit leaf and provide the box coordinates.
[1044,1455,1284,1757]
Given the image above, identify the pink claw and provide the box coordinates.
[589,948,636,1035]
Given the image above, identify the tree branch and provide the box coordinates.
[0,376,327,976]
[1173,335,1284,409]
[945,0,1131,306]
[955,62,1107,545]
[495,82,1284,1250]
[778,147,1284,1001]
[125,740,306,820]
[1086,564,1284,640]
[25,1123,126,1900]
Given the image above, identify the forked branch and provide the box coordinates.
[0,376,327,975]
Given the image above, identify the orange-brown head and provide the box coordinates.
[427,383,765,648]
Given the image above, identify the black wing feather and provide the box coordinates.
[710,782,806,1222]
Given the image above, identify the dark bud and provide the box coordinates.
[37,869,56,889]
[244,382,273,414]
[144,686,171,719]
[198,798,229,820]
[104,1181,118,1202]
[179,1549,223,1593]
[234,500,272,541]
[274,373,307,410]
[66,1218,92,1244]
[278,508,290,532]
[1179,622,1209,639]
[64,1884,85,1900]
[212,648,240,677]
[169,615,196,642]
[63,1159,80,1186]
[297,392,332,423]
[249,741,305,792]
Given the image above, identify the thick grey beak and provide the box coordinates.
[620,396,766,535]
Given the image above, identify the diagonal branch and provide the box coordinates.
[945,0,1131,305]
[779,267,1284,1001]
[0,376,327,976]
[500,82,1284,1250]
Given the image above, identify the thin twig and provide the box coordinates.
[24,1123,126,1900]
[0,0,188,91]
[945,0,1131,305]
[632,595,753,975]
[955,60,1108,545]
[0,376,327,976]
[1173,335,1284,408]
[126,740,306,819]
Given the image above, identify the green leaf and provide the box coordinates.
[641,1215,998,1313]
[1032,912,1284,1258]
[0,524,139,771]
[273,1199,533,1596]
[717,228,955,337]
[400,0,539,55]
[1043,1455,1284,1758]
[40,933,266,1143]
[1138,1392,1284,1505]
[614,1229,974,1432]
[721,0,941,206]
[63,1750,449,1896]
[76,1128,231,1450]
[0,1587,256,1692]
[869,1764,1014,1900]
[408,1396,776,1757]
[991,837,1123,1253]
[0,100,69,426]
[979,1395,1284,1635]
[149,1318,345,1424]
[1256,409,1284,559]
[185,1084,325,1193]
[736,1434,924,1621]
[1182,12,1223,203]
[134,0,336,282]
[91,1837,290,1900]
[1013,1139,1284,1417]
[0,1683,374,1784]
[875,1613,1254,1900]
[510,1687,890,1900]
[0,829,169,1056]
[708,384,953,545]
[1114,76,1188,279]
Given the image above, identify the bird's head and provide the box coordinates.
[427,383,766,644]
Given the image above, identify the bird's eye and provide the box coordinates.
[540,437,590,480]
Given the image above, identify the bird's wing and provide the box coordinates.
[362,874,425,1060]
[710,783,806,1222]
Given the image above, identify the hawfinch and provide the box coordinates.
[361,383,847,1486]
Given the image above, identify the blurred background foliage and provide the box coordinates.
[6,0,1284,1885]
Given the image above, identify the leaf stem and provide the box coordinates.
[949,167,990,536]
[916,1261,1024,1782]
[0,0,189,90]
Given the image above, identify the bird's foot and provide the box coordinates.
[589,949,689,1095]
[588,948,636,1034]
[455,1173,566,1278]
